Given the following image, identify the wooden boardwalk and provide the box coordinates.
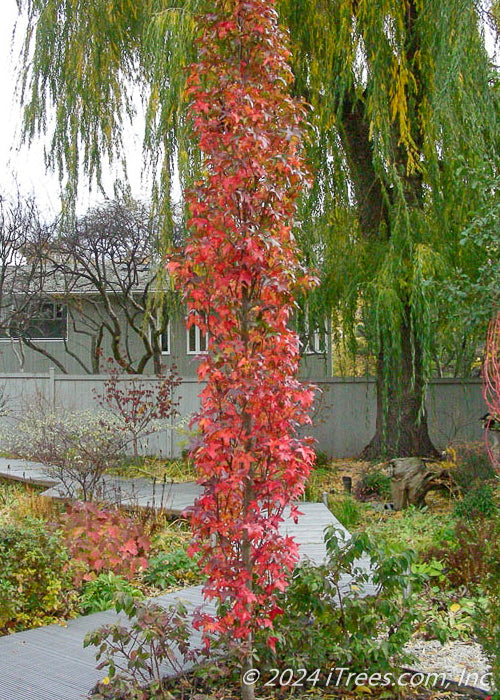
[0,460,373,700]
[0,458,203,516]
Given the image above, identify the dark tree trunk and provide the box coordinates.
[361,306,439,459]
[340,93,439,459]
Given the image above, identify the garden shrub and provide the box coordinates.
[7,406,125,500]
[58,502,151,585]
[94,362,181,459]
[79,572,143,614]
[410,557,479,642]
[454,483,497,520]
[469,510,500,698]
[314,450,330,468]
[0,518,77,633]
[475,594,500,699]
[452,442,496,492]
[354,469,392,502]
[85,595,199,699]
[142,548,201,590]
[424,519,491,590]
[254,526,418,680]
[419,508,500,684]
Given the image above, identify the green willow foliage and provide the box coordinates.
[17,0,202,233]
[280,0,498,368]
[278,0,499,452]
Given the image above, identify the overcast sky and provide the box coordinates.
[0,0,149,218]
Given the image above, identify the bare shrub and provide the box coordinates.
[7,401,124,500]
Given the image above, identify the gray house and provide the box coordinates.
[0,263,331,378]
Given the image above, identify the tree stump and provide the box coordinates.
[387,457,453,510]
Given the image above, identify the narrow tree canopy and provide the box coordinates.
[173,2,315,678]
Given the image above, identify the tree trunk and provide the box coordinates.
[241,635,255,700]
[339,97,439,460]
[362,306,439,459]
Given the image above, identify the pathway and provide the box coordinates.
[0,459,372,700]
[0,457,202,516]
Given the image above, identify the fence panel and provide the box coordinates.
[0,373,487,458]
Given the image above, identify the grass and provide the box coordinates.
[329,495,365,529]
[0,479,59,525]
[362,503,455,553]
[111,455,197,482]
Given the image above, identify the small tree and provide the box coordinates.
[483,308,500,470]
[170,1,316,697]
[95,361,181,458]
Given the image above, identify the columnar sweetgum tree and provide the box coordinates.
[483,308,500,470]
[169,0,316,693]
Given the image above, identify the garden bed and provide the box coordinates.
[1,445,498,699]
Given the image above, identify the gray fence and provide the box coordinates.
[0,370,487,458]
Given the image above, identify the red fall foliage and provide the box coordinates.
[169,0,317,651]
[483,308,500,470]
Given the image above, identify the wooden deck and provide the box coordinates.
[0,459,373,700]
[0,458,203,516]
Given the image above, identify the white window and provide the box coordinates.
[298,305,327,355]
[152,313,170,354]
[160,318,170,355]
[304,329,326,355]
[187,322,208,354]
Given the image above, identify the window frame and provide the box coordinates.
[0,299,68,342]
[158,315,171,355]
[187,319,208,355]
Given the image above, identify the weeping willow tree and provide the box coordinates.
[279,0,499,456]
[15,0,203,233]
[15,0,499,456]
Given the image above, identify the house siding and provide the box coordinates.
[0,301,332,378]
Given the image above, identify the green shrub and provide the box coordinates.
[418,509,500,686]
[454,483,497,520]
[314,450,330,468]
[0,518,77,633]
[475,594,500,699]
[424,518,492,589]
[354,469,392,502]
[85,596,198,699]
[471,513,500,699]
[255,527,418,680]
[142,548,201,589]
[80,572,143,614]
